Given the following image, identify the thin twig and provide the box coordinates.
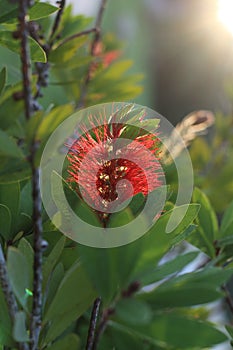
[0,245,28,350]
[93,308,114,350]
[90,0,108,55]
[49,0,66,46]
[86,297,101,350]
[58,27,97,47]
[78,0,108,108]
[18,1,43,349]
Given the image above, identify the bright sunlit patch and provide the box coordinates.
[218,0,233,36]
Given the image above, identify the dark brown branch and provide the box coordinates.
[93,308,114,350]
[0,245,28,350]
[18,1,43,349]
[77,0,108,108]
[0,245,17,323]
[90,0,108,55]
[29,147,43,350]
[49,0,66,46]
[86,297,101,350]
[18,0,33,120]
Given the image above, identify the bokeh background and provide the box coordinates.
[68,0,233,125]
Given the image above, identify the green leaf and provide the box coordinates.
[0,31,46,62]
[43,261,96,344]
[115,298,152,326]
[42,236,66,292]
[140,267,232,308]
[0,165,31,184]
[19,181,32,217]
[43,262,65,315]
[36,104,74,140]
[29,2,58,20]
[49,36,87,63]
[0,67,6,95]
[0,130,24,158]
[0,83,24,130]
[103,60,133,79]
[107,208,134,228]
[137,251,199,286]
[0,204,11,240]
[134,204,200,276]
[217,235,233,248]
[226,325,233,339]
[46,334,80,350]
[0,181,20,236]
[7,247,31,310]
[51,172,102,229]
[0,0,18,23]
[111,312,228,348]
[220,199,233,237]
[100,327,147,350]
[0,284,14,347]
[12,311,29,342]
[18,238,33,289]
[79,237,143,305]
[188,188,218,257]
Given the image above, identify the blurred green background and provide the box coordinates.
[69,0,233,123]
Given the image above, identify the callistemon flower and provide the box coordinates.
[66,115,162,219]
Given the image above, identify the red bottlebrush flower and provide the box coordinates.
[66,116,162,217]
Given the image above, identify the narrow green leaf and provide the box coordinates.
[103,60,133,79]
[137,251,199,286]
[7,247,31,310]
[0,130,24,159]
[115,298,152,326]
[0,0,18,23]
[36,104,74,140]
[0,83,24,130]
[226,325,233,338]
[79,237,143,305]
[12,311,29,342]
[0,31,46,62]
[43,261,96,344]
[18,238,33,288]
[141,284,222,308]
[43,262,65,315]
[134,204,200,275]
[49,36,87,63]
[0,67,6,95]
[217,235,233,247]
[220,199,233,237]
[42,236,66,292]
[107,208,134,228]
[29,2,58,20]
[0,181,20,235]
[111,312,227,348]
[140,267,232,308]
[189,188,218,257]
[46,334,80,350]
[0,204,11,240]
